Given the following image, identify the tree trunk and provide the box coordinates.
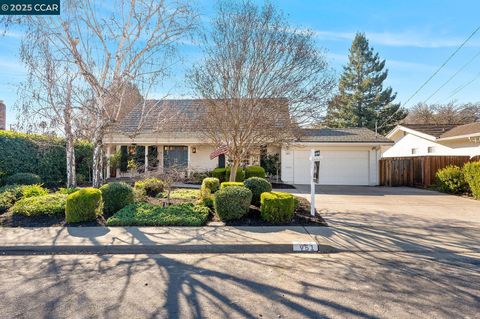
[229,158,240,182]
[64,81,76,188]
[92,128,104,188]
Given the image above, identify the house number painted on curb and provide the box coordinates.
[292,241,318,252]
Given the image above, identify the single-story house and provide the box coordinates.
[383,123,480,158]
[103,99,393,185]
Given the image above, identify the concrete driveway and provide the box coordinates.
[289,185,480,254]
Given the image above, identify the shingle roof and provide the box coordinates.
[109,98,291,136]
[109,99,207,136]
[439,122,480,138]
[299,128,393,143]
[400,124,458,138]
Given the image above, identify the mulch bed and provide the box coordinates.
[0,212,107,227]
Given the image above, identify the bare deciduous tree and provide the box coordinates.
[16,36,83,188]
[404,102,480,125]
[4,0,197,187]
[188,0,335,181]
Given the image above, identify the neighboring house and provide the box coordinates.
[383,123,480,158]
[103,99,393,185]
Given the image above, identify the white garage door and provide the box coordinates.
[293,150,370,185]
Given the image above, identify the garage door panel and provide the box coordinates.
[293,149,369,185]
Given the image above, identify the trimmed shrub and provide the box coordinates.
[214,186,252,221]
[225,167,245,182]
[201,177,220,193]
[65,188,103,223]
[100,182,135,215]
[199,186,214,208]
[0,185,21,213]
[0,131,93,186]
[106,203,210,226]
[260,192,295,223]
[211,168,227,182]
[134,178,164,197]
[220,182,244,189]
[464,161,480,199]
[10,194,67,216]
[20,184,49,198]
[245,166,266,179]
[435,165,468,194]
[244,177,272,206]
[0,184,48,213]
[5,173,41,186]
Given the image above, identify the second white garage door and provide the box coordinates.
[293,150,370,185]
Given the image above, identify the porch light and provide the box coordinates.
[192,146,196,153]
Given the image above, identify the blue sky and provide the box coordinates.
[1,0,480,128]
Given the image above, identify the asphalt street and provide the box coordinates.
[1,252,479,318]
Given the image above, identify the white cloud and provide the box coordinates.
[314,29,480,48]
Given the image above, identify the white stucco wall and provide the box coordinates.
[189,144,218,172]
[382,133,480,157]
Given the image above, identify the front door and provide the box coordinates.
[163,146,188,169]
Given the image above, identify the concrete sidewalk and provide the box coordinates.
[0,226,336,255]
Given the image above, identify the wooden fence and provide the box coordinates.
[379,156,479,187]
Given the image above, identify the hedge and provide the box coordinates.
[260,192,295,223]
[10,194,67,216]
[464,161,480,199]
[245,166,266,179]
[0,131,93,186]
[5,173,41,185]
[220,182,244,189]
[211,168,227,182]
[243,177,272,206]
[214,186,252,221]
[225,167,245,182]
[100,182,135,215]
[65,188,103,223]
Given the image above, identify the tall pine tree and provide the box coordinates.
[325,33,407,133]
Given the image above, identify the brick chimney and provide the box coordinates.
[0,100,6,130]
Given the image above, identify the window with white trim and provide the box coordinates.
[427,146,436,154]
[411,148,419,155]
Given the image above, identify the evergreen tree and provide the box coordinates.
[325,33,407,133]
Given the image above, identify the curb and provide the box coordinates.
[0,243,339,255]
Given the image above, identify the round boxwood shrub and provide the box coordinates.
[244,177,272,206]
[260,192,295,223]
[220,181,244,189]
[225,167,245,182]
[245,166,266,179]
[100,182,135,215]
[211,168,227,182]
[201,177,220,193]
[10,194,67,216]
[5,173,41,186]
[65,188,103,223]
[464,161,480,199]
[435,165,468,194]
[134,178,164,197]
[214,186,252,221]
